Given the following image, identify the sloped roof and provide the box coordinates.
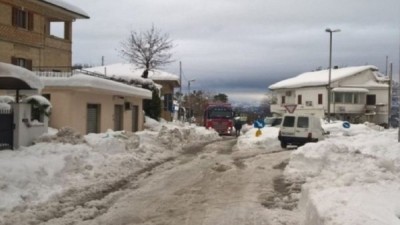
[39,0,89,19]
[86,63,180,83]
[269,65,380,90]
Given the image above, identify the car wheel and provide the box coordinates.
[280,141,287,149]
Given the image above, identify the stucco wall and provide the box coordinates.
[43,88,145,135]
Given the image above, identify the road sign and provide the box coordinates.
[342,121,351,129]
[284,104,297,113]
[253,118,265,129]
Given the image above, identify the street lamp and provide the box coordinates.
[188,79,195,119]
[325,28,341,123]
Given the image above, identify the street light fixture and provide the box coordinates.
[325,28,341,123]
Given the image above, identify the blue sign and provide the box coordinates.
[254,118,265,129]
[342,121,351,129]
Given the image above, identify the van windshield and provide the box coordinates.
[282,116,295,127]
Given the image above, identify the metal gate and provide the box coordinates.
[0,109,14,150]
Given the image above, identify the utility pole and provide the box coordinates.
[101,56,104,66]
[388,63,392,128]
[385,56,389,76]
[179,61,182,94]
[325,28,341,123]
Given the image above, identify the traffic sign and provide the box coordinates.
[284,104,297,113]
[254,118,265,129]
[342,121,351,129]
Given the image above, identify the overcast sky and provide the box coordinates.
[66,0,399,104]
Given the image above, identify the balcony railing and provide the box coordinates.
[33,67,111,80]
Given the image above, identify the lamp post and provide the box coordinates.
[188,79,195,119]
[325,28,341,123]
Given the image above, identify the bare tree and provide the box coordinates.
[120,25,174,78]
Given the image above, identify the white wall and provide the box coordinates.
[12,103,48,149]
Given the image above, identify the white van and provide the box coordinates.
[278,114,326,148]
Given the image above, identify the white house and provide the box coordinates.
[269,65,389,125]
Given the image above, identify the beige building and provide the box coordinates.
[1,1,154,134]
[40,72,151,134]
[86,63,181,121]
[0,0,89,71]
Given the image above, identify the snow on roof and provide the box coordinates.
[86,63,180,82]
[41,73,152,99]
[269,65,379,90]
[0,62,44,90]
[39,0,89,19]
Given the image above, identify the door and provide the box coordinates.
[132,105,139,132]
[87,104,100,134]
[296,116,310,138]
[114,104,124,131]
[0,109,13,150]
[281,115,296,137]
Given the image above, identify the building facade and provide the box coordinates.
[0,0,89,71]
[269,66,389,125]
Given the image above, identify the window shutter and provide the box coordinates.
[12,7,17,26]
[28,12,34,31]
[26,59,33,70]
[11,57,17,65]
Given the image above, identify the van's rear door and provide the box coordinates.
[281,115,296,136]
[295,116,310,138]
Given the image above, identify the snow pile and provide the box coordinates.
[284,122,400,225]
[236,125,280,152]
[0,118,220,216]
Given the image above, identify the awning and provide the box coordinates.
[332,87,369,93]
[0,62,44,91]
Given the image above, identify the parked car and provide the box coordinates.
[278,114,326,148]
[264,117,282,127]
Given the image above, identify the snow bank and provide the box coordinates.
[0,118,220,215]
[284,122,400,225]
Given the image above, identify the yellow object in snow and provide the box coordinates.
[255,129,262,137]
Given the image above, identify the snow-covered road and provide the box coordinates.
[1,132,299,225]
[74,137,299,225]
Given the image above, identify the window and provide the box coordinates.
[318,94,323,104]
[11,57,32,70]
[297,95,302,104]
[354,94,359,104]
[282,116,295,127]
[334,92,364,104]
[334,93,343,103]
[12,7,33,30]
[366,95,376,105]
[344,93,353,103]
[281,96,286,104]
[297,117,309,128]
[306,101,312,106]
[163,94,173,111]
